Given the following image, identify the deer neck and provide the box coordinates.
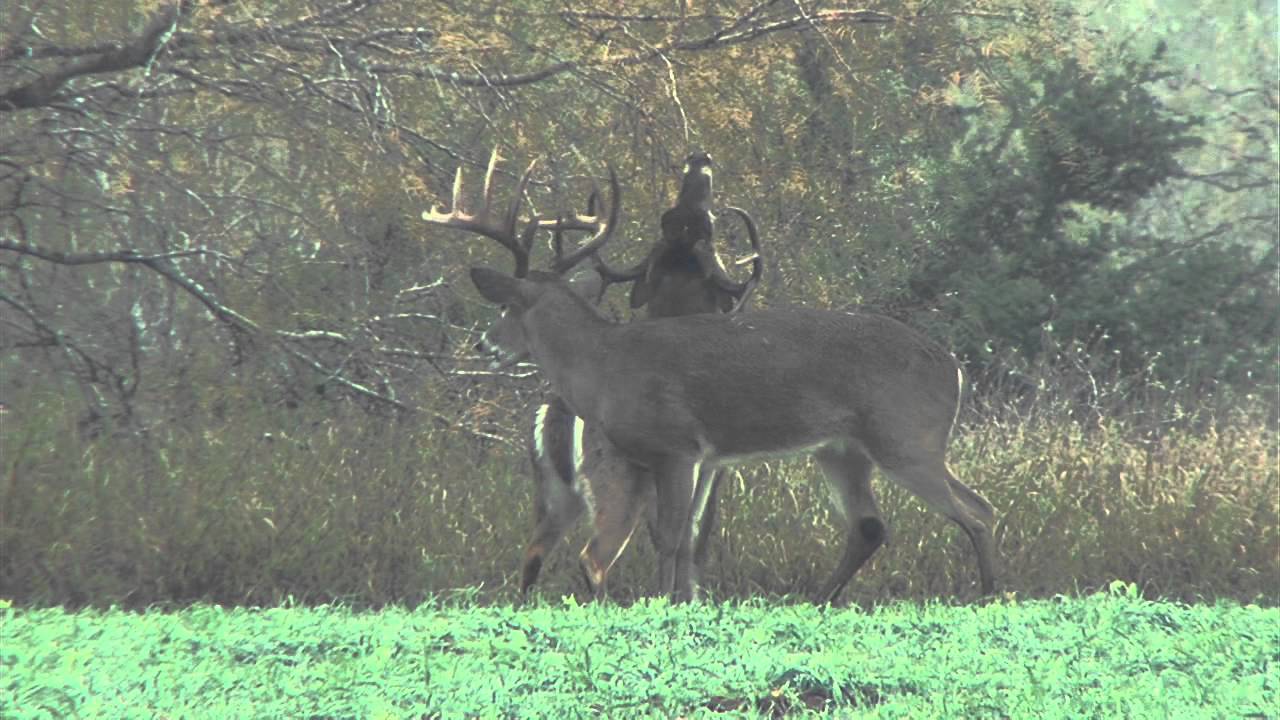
[677,172,713,211]
[524,292,614,416]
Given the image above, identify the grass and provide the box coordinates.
[1,379,1276,608]
[2,589,1276,718]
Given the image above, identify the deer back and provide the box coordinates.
[504,280,961,465]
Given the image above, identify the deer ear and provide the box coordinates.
[471,268,530,309]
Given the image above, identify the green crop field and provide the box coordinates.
[3,586,1275,719]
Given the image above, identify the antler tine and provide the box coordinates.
[533,186,605,236]
[506,159,538,242]
[421,149,535,277]
[541,173,646,283]
[481,148,501,214]
[719,206,764,313]
[551,220,566,259]
[449,165,466,215]
[550,166,622,274]
[517,214,541,257]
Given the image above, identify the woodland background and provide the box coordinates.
[1,0,1275,608]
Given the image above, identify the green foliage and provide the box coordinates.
[880,1,1279,395]
[2,0,1275,616]
[1027,49,1203,214]
[907,45,1220,372]
[3,596,1277,718]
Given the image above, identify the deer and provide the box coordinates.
[470,264,998,603]
[457,174,998,604]
[628,151,747,315]
[422,150,762,598]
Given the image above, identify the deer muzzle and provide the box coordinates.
[475,333,527,370]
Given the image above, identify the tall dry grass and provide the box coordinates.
[1,368,1275,608]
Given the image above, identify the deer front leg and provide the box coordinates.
[645,465,722,595]
[690,468,724,589]
[651,457,701,601]
[674,461,718,602]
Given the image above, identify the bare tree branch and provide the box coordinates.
[0,2,185,111]
[0,239,260,331]
[0,240,237,266]
[366,9,895,89]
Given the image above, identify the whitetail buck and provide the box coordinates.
[470,263,997,602]
[423,151,762,597]
[457,161,996,601]
[626,150,742,314]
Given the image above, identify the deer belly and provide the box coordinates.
[704,430,843,467]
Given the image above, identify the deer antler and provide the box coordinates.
[533,165,623,275]
[543,180,653,297]
[422,148,539,278]
[715,206,764,313]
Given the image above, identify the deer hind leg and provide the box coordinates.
[880,458,997,595]
[578,453,652,601]
[948,473,997,529]
[814,444,884,604]
[520,399,585,597]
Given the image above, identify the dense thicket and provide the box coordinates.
[1,1,1275,607]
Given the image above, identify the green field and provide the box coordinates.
[3,587,1275,719]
